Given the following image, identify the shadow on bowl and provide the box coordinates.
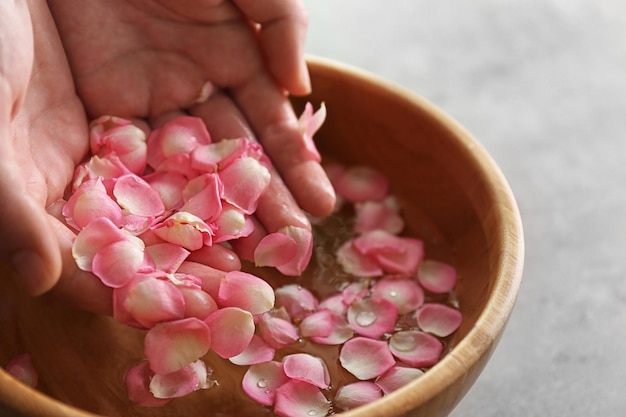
[0,56,523,417]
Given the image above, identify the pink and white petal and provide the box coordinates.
[151,212,213,251]
[273,226,313,276]
[92,236,147,288]
[124,361,172,407]
[336,240,383,277]
[147,115,211,169]
[309,312,354,345]
[388,330,443,368]
[91,120,148,174]
[213,204,254,243]
[353,199,404,235]
[144,318,211,375]
[4,353,38,388]
[415,303,462,337]
[273,380,331,417]
[254,233,298,268]
[334,381,382,411]
[179,287,218,320]
[333,166,389,202]
[63,177,124,231]
[242,361,289,407]
[180,174,223,221]
[273,284,319,321]
[417,260,458,294]
[145,243,190,273]
[375,365,424,395]
[257,312,299,350]
[149,359,211,399]
[219,156,271,214]
[190,137,248,173]
[217,271,275,315]
[144,171,187,212]
[113,274,185,328]
[353,231,424,276]
[204,307,255,358]
[347,297,398,339]
[341,281,370,306]
[297,102,326,162]
[72,217,129,271]
[72,154,131,190]
[113,174,165,217]
[371,277,425,315]
[339,337,395,380]
[229,335,276,366]
[317,293,348,316]
[282,353,330,389]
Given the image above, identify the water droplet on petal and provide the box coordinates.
[257,379,268,388]
[389,290,398,297]
[307,410,319,416]
[355,311,377,327]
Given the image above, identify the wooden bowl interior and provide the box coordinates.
[0,57,523,417]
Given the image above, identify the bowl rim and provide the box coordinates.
[0,55,524,417]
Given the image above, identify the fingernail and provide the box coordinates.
[11,250,48,296]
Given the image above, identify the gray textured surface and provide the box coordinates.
[303,1,626,416]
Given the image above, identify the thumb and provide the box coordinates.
[0,127,62,295]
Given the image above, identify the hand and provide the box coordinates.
[0,0,112,313]
[47,0,336,227]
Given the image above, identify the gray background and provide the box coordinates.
[303,1,626,416]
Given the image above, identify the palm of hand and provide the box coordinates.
[49,0,275,120]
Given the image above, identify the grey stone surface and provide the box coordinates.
[303,1,626,415]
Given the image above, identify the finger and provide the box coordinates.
[46,201,112,315]
[229,74,336,218]
[233,0,311,95]
[190,90,311,231]
[0,127,62,295]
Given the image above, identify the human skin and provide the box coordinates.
[0,0,335,314]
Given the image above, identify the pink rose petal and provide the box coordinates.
[371,276,425,314]
[190,137,248,173]
[63,177,123,230]
[218,271,275,315]
[4,353,38,388]
[375,364,424,395]
[180,173,222,221]
[89,116,148,175]
[213,203,254,243]
[254,232,298,268]
[151,211,213,251]
[150,359,211,399]
[417,259,458,294]
[144,318,211,375]
[92,236,149,288]
[299,309,333,338]
[147,115,211,169]
[388,330,443,368]
[334,381,382,411]
[125,361,171,407]
[273,226,314,276]
[334,166,389,202]
[219,156,271,214]
[144,171,187,212]
[346,297,398,339]
[339,337,395,380]
[113,273,185,328]
[113,174,165,217]
[309,312,354,345]
[242,361,289,406]
[257,311,299,349]
[317,293,348,316]
[72,217,130,271]
[282,353,330,389]
[274,380,331,417]
[336,240,383,277]
[353,198,404,235]
[274,284,319,320]
[229,335,276,366]
[204,307,255,358]
[415,303,462,337]
[341,281,369,305]
[353,230,424,276]
[297,101,326,162]
[144,243,190,273]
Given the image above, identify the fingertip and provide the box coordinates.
[287,161,337,218]
[10,247,61,296]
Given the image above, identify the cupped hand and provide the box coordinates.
[0,0,112,312]
[47,0,336,223]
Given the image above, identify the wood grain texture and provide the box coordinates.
[0,56,524,417]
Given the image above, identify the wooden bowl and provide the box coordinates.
[0,56,524,417]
